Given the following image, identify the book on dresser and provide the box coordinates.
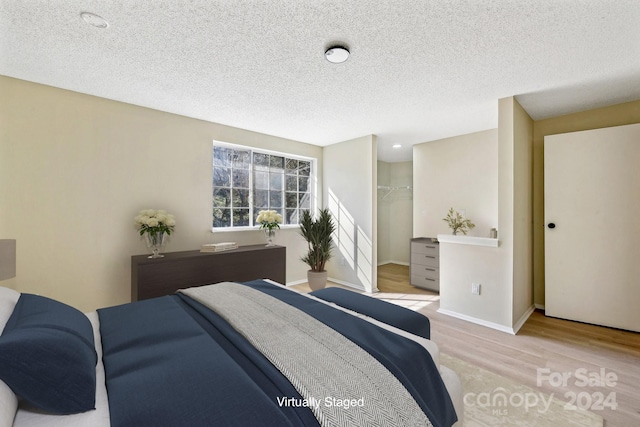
[201,242,238,252]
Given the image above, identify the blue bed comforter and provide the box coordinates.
[97,280,457,427]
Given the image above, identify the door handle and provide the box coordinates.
[548,223,556,229]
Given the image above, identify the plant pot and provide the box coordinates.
[307,270,328,291]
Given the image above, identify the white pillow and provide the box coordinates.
[0,286,20,335]
[0,286,20,427]
[0,380,17,427]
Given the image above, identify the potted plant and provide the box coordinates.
[299,208,336,290]
[134,209,176,258]
[443,207,475,235]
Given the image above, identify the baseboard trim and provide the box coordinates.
[285,278,307,287]
[513,305,536,334]
[534,303,545,310]
[437,304,536,335]
[437,308,517,335]
[377,261,410,267]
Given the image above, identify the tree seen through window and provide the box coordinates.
[213,144,313,228]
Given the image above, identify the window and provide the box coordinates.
[212,143,313,229]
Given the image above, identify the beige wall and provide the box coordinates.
[324,135,377,292]
[511,99,534,324]
[0,76,323,311]
[377,161,413,265]
[532,99,640,306]
[413,129,498,238]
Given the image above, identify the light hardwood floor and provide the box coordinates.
[292,264,640,427]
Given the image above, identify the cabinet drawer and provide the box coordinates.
[411,275,439,291]
[411,252,439,268]
[411,242,439,257]
[411,264,439,280]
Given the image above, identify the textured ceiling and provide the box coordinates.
[1,1,639,162]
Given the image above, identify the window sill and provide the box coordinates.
[212,225,300,233]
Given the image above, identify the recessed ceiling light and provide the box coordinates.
[325,46,350,64]
[392,144,402,149]
[80,12,109,29]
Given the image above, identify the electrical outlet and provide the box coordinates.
[472,283,481,295]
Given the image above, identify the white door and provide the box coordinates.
[544,123,640,332]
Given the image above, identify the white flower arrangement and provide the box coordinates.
[256,209,282,231]
[134,209,176,237]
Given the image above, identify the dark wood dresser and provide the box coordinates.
[131,244,286,301]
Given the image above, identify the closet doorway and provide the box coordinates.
[377,161,425,294]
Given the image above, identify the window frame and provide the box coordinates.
[212,141,316,231]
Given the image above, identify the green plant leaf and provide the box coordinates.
[299,208,336,272]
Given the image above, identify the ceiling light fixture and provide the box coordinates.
[324,45,350,64]
[392,144,402,149]
[80,12,109,29]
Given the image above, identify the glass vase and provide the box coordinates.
[264,228,276,247]
[144,231,167,258]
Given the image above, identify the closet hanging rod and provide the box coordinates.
[377,185,412,200]
[377,185,412,190]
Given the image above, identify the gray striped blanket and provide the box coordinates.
[181,282,433,427]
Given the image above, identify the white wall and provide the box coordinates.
[377,162,391,264]
[413,129,498,238]
[323,136,377,292]
[413,128,507,327]
[439,243,506,325]
[0,76,322,311]
[377,161,413,265]
[510,99,534,324]
[414,101,534,333]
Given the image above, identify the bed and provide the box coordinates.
[0,280,462,426]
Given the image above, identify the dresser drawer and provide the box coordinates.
[411,264,439,280]
[411,275,439,291]
[411,252,439,268]
[411,241,439,257]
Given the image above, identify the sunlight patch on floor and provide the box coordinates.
[367,292,440,311]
